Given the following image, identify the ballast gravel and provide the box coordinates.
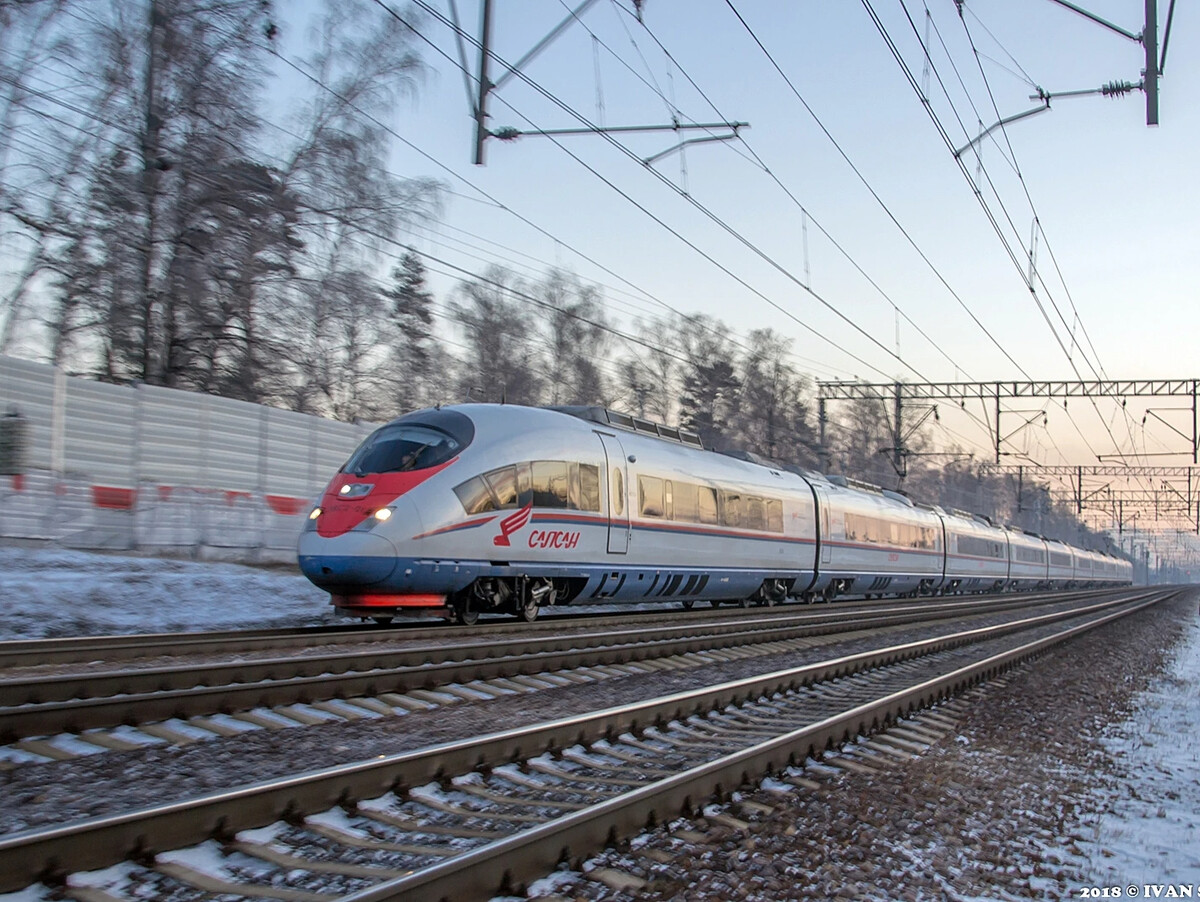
[1,591,1194,901]
[0,604,1085,834]
[527,591,1199,901]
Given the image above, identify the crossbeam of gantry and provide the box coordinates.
[816,380,1200,466]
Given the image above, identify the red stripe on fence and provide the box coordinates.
[265,495,306,516]
[92,486,137,510]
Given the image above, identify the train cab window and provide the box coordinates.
[344,424,460,476]
[532,461,570,508]
[698,486,718,524]
[639,475,665,518]
[453,476,497,515]
[612,468,625,516]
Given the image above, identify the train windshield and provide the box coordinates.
[344,424,461,475]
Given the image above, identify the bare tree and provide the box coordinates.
[613,314,681,422]
[449,266,544,405]
[538,269,609,406]
[272,0,441,414]
[676,314,740,450]
[734,328,817,467]
[0,0,120,356]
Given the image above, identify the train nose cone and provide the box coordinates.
[298,532,399,588]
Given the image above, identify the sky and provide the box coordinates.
[265,0,1197,470]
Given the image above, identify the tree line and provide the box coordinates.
[0,0,1115,553]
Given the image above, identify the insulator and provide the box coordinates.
[1101,80,1135,98]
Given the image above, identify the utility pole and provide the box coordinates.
[472,0,492,165]
[818,397,829,474]
[1145,0,1159,125]
[893,381,903,479]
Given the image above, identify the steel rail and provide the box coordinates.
[0,588,1173,894]
[349,589,1177,902]
[0,588,1124,668]
[0,591,1136,741]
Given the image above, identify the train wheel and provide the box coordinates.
[516,594,540,622]
[371,616,394,626]
[451,590,479,625]
[680,599,695,609]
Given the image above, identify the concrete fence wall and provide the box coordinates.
[0,357,375,562]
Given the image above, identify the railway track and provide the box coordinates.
[0,587,1113,668]
[0,589,1137,754]
[0,587,1178,901]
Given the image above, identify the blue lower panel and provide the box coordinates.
[299,555,813,604]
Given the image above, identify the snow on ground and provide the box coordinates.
[0,546,337,639]
[1081,609,1200,888]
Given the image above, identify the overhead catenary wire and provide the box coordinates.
[950,5,1156,482]
[397,0,930,384]
[876,0,1160,496]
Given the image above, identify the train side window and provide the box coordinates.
[664,480,674,520]
[568,463,582,510]
[453,476,497,515]
[484,466,519,509]
[515,462,532,508]
[744,496,766,531]
[532,460,570,508]
[674,482,699,522]
[639,475,665,518]
[698,486,718,524]
[612,468,624,516]
[578,464,600,511]
[766,499,783,533]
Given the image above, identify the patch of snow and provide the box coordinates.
[198,713,261,733]
[0,746,48,764]
[242,708,302,728]
[158,717,225,741]
[40,733,108,756]
[0,886,56,902]
[518,867,580,897]
[409,782,455,805]
[760,776,795,794]
[353,793,397,814]
[93,725,166,746]
[66,860,138,890]
[442,683,495,700]
[235,823,284,843]
[0,547,334,639]
[305,808,371,839]
[157,840,236,878]
[1082,615,1200,886]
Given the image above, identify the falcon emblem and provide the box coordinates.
[493,502,533,546]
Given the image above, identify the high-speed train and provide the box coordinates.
[298,404,1133,624]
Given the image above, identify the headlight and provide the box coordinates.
[373,507,393,522]
[309,507,322,520]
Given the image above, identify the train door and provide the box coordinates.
[597,432,630,553]
[815,485,832,565]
